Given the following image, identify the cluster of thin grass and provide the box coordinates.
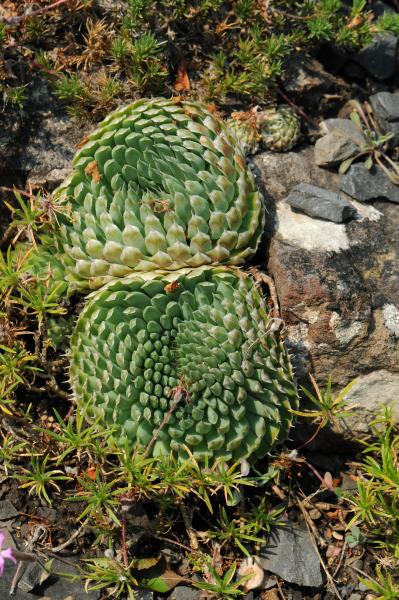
[2,1,399,117]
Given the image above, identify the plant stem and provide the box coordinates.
[121,512,129,569]
[5,0,70,25]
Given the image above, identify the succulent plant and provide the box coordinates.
[34,97,298,465]
[46,316,75,351]
[47,98,263,295]
[258,105,300,152]
[70,266,298,464]
[226,116,260,157]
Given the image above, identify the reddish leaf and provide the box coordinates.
[86,466,97,480]
[84,160,102,182]
[174,60,190,92]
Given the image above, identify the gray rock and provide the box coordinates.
[340,473,359,493]
[342,370,399,435]
[0,531,26,600]
[253,149,399,420]
[0,77,90,192]
[135,591,154,599]
[258,524,324,588]
[18,561,43,592]
[169,585,200,599]
[354,32,398,80]
[0,499,18,521]
[371,1,395,18]
[340,163,399,203]
[281,54,349,110]
[314,131,359,167]
[320,118,366,146]
[286,183,357,223]
[20,558,100,599]
[251,146,341,203]
[369,91,399,147]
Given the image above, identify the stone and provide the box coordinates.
[286,183,357,223]
[272,201,351,252]
[281,53,349,111]
[169,585,200,599]
[258,524,324,588]
[0,77,90,192]
[253,150,399,422]
[251,146,341,199]
[371,1,395,18]
[314,131,359,167]
[342,370,399,435]
[27,558,100,599]
[0,531,26,600]
[340,473,358,493]
[263,577,278,590]
[0,499,18,521]
[354,32,398,80]
[369,91,399,147]
[18,561,43,592]
[134,591,154,599]
[383,303,399,336]
[340,163,399,204]
[320,118,366,146]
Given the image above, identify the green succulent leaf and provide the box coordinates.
[70,266,298,464]
[45,98,264,295]
[258,105,301,152]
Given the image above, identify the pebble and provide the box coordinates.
[134,592,154,600]
[169,587,199,600]
[0,500,18,521]
[286,183,357,223]
[369,91,399,148]
[350,558,364,571]
[371,1,395,17]
[18,562,43,592]
[340,473,358,493]
[258,524,325,588]
[320,118,366,146]
[354,32,399,80]
[340,163,399,204]
[314,131,359,167]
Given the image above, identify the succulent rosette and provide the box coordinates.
[226,117,260,157]
[70,266,298,463]
[35,97,299,465]
[258,105,300,152]
[49,98,264,294]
